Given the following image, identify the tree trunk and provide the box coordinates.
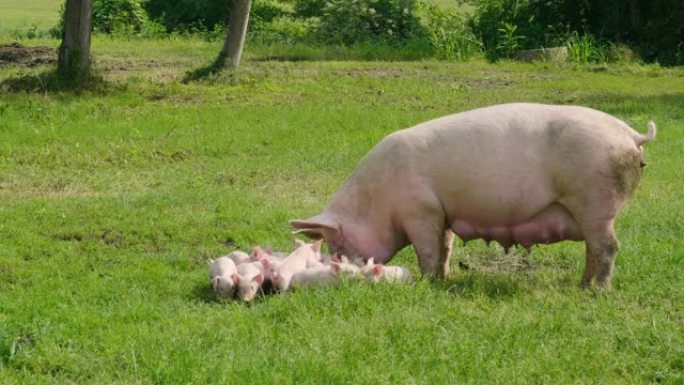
[58,0,92,77]
[628,0,642,30]
[217,0,252,70]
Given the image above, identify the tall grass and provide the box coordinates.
[566,31,606,64]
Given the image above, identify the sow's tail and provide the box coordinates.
[635,121,657,146]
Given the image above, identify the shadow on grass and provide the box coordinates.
[190,279,278,305]
[431,271,536,300]
[251,55,321,62]
[581,92,684,117]
[0,68,116,94]
[191,281,221,304]
[182,56,239,84]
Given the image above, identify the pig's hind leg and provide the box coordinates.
[582,222,619,288]
[563,195,623,289]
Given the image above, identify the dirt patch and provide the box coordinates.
[459,248,537,273]
[0,42,56,67]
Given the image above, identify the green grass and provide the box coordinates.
[1,34,684,384]
[0,0,61,35]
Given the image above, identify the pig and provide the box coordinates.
[360,259,414,284]
[270,239,324,291]
[208,257,238,299]
[290,103,656,288]
[232,262,266,302]
[290,262,360,289]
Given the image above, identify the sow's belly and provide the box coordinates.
[450,203,584,252]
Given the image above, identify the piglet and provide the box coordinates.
[270,239,323,292]
[360,258,414,284]
[290,262,359,289]
[251,246,287,263]
[224,250,251,265]
[232,262,265,302]
[208,257,238,299]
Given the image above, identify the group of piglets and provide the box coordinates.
[208,239,414,302]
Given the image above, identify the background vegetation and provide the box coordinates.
[6,0,683,65]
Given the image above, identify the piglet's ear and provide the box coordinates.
[231,273,240,284]
[253,274,264,284]
[290,214,340,240]
[373,264,383,277]
[331,262,340,275]
[294,239,306,248]
[252,246,264,260]
[366,258,375,267]
[312,240,323,253]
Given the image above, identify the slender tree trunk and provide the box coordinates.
[216,0,252,70]
[58,0,93,77]
[628,0,642,29]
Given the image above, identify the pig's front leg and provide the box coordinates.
[440,230,455,278]
[403,216,451,279]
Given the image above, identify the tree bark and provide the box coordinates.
[217,0,252,70]
[58,0,92,77]
[628,0,642,30]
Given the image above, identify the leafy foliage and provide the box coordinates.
[313,0,425,44]
[144,0,289,33]
[92,0,148,33]
[422,4,482,60]
[53,0,152,35]
[565,31,605,64]
[495,22,524,59]
[469,0,684,64]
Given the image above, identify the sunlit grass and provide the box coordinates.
[0,32,683,385]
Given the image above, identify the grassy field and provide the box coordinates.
[0,0,62,34]
[1,32,684,385]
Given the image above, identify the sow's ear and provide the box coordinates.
[289,214,340,240]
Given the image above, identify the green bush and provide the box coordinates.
[495,22,524,59]
[144,0,289,33]
[53,0,153,35]
[565,31,605,64]
[469,0,683,65]
[422,4,482,60]
[144,0,227,32]
[251,17,320,44]
[295,0,425,44]
[93,0,148,33]
[470,0,568,60]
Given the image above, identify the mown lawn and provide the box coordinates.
[0,35,683,384]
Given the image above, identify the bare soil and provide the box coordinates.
[0,42,56,66]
